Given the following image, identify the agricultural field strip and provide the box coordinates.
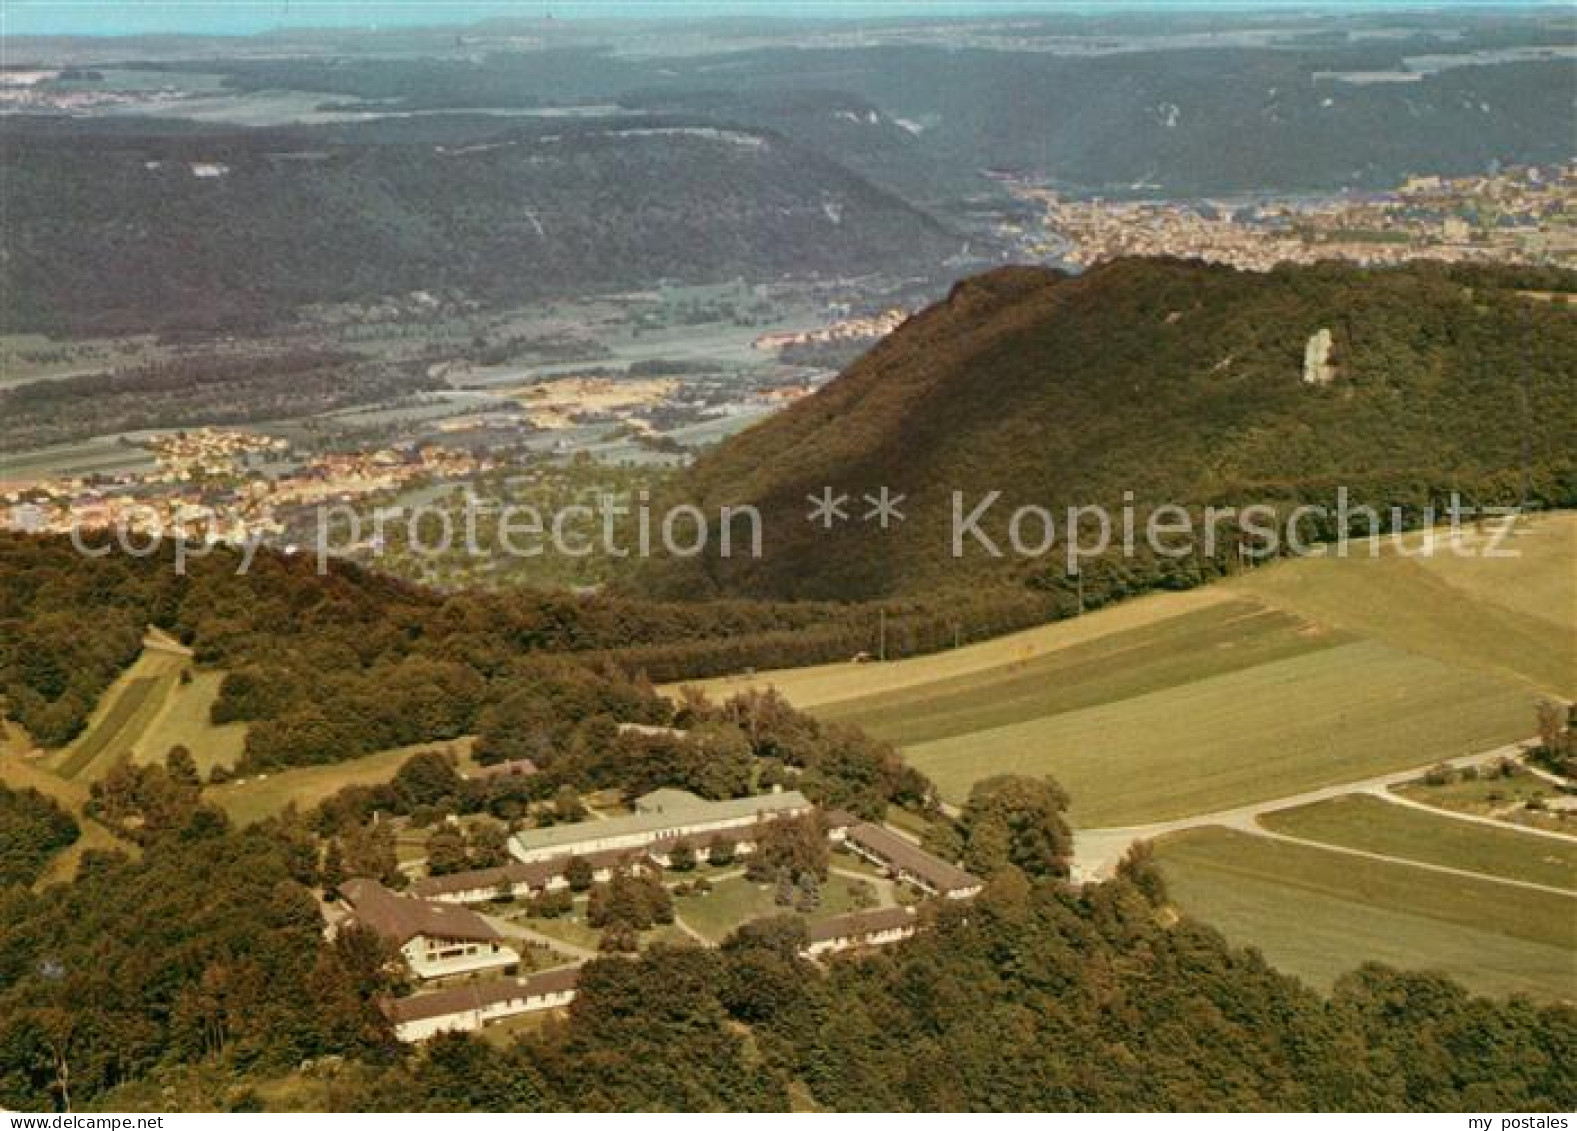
[51,648,186,781]
[1260,792,1577,890]
[1070,738,1543,878]
[905,638,1534,822]
[1154,828,1576,952]
[1153,827,1576,1000]
[678,586,1245,709]
[1224,545,1575,698]
[1247,825,1576,899]
[819,601,1346,746]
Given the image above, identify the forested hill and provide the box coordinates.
[638,259,1577,602]
[0,114,961,335]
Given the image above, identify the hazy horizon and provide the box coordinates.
[3,0,1566,40]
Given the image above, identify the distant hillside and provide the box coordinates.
[185,33,1577,197]
[0,114,961,335]
[639,259,1577,601]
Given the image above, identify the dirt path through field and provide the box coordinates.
[1071,738,1549,880]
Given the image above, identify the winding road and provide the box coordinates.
[1071,738,1570,883]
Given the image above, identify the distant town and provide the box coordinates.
[1007,162,1577,272]
[5,164,1573,565]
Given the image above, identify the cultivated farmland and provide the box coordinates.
[1260,794,1577,891]
[45,643,187,783]
[685,514,1574,825]
[1153,827,1577,1001]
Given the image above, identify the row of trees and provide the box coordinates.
[1,532,1050,772]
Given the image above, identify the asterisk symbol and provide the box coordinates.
[806,487,849,528]
[863,487,906,529]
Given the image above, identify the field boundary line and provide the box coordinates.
[1239,825,1577,900]
[1072,738,1541,879]
[1366,785,1577,844]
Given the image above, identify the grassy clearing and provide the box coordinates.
[1155,828,1577,1001]
[1260,795,1577,891]
[131,670,248,775]
[48,648,186,783]
[904,639,1533,823]
[675,873,876,943]
[208,738,477,827]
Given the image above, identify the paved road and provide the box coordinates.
[1071,738,1549,880]
[1375,784,1576,843]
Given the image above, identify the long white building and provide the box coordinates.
[508,787,813,864]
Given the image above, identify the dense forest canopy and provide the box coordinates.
[0,114,958,335]
[0,785,78,889]
[641,259,1577,600]
[3,834,1572,1112]
[0,531,1048,761]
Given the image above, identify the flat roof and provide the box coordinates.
[510,789,811,858]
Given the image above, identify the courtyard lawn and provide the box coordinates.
[675,872,879,943]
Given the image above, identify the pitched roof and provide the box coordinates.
[383,965,582,1025]
[845,822,982,894]
[339,878,502,946]
[633,787,709,815]
[408,860,559,900]
[805,905,916,944]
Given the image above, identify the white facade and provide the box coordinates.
[803,922,916,958]
[401,933,520,980]
[389,972,580,1042]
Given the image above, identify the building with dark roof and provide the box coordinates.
[409,847,657,905]
[384,965,581,1042]
[837,822,983,899]
[469,758,539,782]
[338,878,520,980]
[802,906,918,957]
